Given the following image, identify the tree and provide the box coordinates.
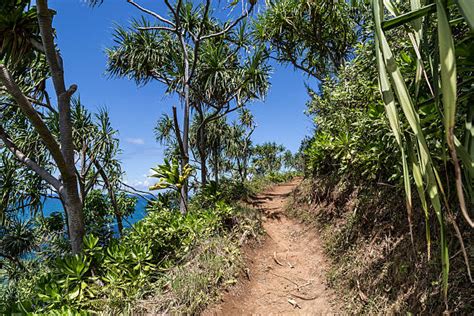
[225,108,256,183]
[252,142,286,175]
[1,0,131,251]
[282,150,294,170]
[107,0,258,213]
[254,0,361,80]
[70,101,128,236]
[0,0,85,253]
[190,38,269,186]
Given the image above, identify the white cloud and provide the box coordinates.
[123,170,154,192]
[125,137,145,145]
[133,180,151,191]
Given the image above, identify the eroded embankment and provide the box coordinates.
[286,176,473,314]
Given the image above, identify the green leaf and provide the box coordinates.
[455,0,474,30]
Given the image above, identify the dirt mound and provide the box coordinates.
[204,180,338,315]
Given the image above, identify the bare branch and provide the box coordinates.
[127,0,176,27]
[37,0,66,95]
[27,96,57,113]
[200,3,255,41]
[138,26,175,32]
[0,125,62,191]
[0,64,69,174]
[119,180,158,202]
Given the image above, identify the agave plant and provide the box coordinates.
[372,0,474,306]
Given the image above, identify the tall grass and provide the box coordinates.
[372,0,473,308]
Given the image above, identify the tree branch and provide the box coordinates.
[0,64,68,174]
[127,0,176,27]
[172,106,186,159]
[0,125,62,191]
[36,0,66,95]
[138,26,175,32]
[30,38,45,53]
[37,0,78,179]
[119,180,157,202]
[188,0,211,80]
[164,0,180,25]
[26,96,57,113]
[200,3,254,40]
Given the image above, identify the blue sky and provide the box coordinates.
[49,0,315,190]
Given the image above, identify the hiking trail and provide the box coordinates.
[204,179,338,315]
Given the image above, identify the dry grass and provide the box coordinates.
[90,203,263,316]
[132,236,243,315]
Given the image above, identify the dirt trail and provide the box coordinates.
[204,179,337,315]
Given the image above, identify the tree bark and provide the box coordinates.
[37,0,84,252]
[171,105,188,214]
[199,143,207,186]
[197,112,207,187]
[61,181,85,253]
[213,141,219,186]
[179,35,190,214]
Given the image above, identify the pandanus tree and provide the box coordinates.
[0,0,127,252]
[251,142,286,175]
[70,101,128,236]
[254,0,360,80]
[190,36,269,186]
[0,0,86,253]
[107,0,262,212]
[203,117,230,185]
[224,108,256,183]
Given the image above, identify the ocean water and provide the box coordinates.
[38,196,149,231]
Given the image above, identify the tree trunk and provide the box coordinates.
[116,213,124,236]
[237,158,244,183]
[200,147,207,186]
[180,56,190,214]
[243,158,248,182]
[37,0,85,253]
[62,180,84,253]
[108,189,123,237]
[198,120,207,187]
[213,142,219,185]
[94,162,124,236]
[242,140,250,182]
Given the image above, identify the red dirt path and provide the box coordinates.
[204,179,338,315]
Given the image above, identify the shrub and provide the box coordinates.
[1,199,260,314]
